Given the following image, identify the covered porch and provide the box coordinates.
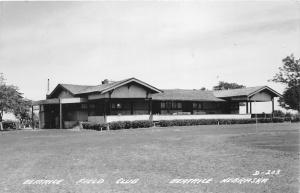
[213,86,282,118]
[33,98,88,129]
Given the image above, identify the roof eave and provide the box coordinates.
[100,78,163,94]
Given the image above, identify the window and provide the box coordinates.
[193,102,198,109]
[88,103,96,109]
[112,103,122,109]
[161,102,166,109]
[193,102,202,110]
[81,104,88,110]
[161,101,182,109]
[198,103,202,109]
[166,101,172,109]
[172,102,177,109]
[177,102,182,109]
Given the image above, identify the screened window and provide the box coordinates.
[161,101,182,109]
[161,102,166,109]
[88,103,96,109]
[81,104,88,110]
[193,102,202,110]
[177,102,182,109]
[112,103,122,109]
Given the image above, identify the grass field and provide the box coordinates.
[0,123,299,193]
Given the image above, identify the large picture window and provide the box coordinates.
[161,101,182,110]
[193,102,202,110]
[111,103,122,109]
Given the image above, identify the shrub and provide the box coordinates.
[109,120,153,130]
[1,120,18,130]
[291,113,300,122]
[81,122,106,131]
[109,121,126,130]
[271,117,285,123]
[131,120,153,128]
[158,118,286,127]
[82,120,153,130]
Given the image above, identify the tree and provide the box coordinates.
[0,73,28,130]
[279,85,300,111]
[271,54,300,112]
[213,81,245,90]
[14,98,32,127]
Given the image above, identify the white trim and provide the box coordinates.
[152,114,251,121]
[60,98,88,104]
[248,86,282,98]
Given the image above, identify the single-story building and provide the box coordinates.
[33,77,282,129]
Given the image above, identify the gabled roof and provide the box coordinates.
[48,77,162,98]
[79,77,162,94]
[213,86,282,98]
[60,84,95,95]
[48,84,94,98]
[152,89,225,102]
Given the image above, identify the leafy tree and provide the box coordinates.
[0,73,29,130]
[213,81,245,90]
[279,85,300,111]
[272,110,285,117]
[271,54,300,112]
[14,98,32,127]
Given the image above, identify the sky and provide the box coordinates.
[0,1,299,113]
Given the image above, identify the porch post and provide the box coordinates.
[103,99,107,122]
[272,97,274,117]
[59,100,62,129]
[246,101,248,114]
[250,102,252,114]
[148,99,152,115]
[130,101,133,115]
[31,105,34,129]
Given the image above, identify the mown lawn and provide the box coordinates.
[0,123,299,193]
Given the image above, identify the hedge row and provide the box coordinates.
[158,118,286,127]
[1,120,18,130]
[81,120,153,131]
[81,117,294,131]
[109,120,153,130]
[81,122,106,131]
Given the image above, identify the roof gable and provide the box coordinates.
[48,84,94,98]
[79,77,162,94]
[48,78,162,98]
[213,86,282,98]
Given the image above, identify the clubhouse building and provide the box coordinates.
[33,77,282,129]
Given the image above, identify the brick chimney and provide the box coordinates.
[102,79,109,84]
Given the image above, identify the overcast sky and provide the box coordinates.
[0,1,299,111]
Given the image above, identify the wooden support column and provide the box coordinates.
[250,102,252,114]
[148,99,152,115]
[272,98,274,117]
[59,100,62,129]
[246,101,248,114]
[130,101,133,115]
[31,106,34,129]
[103,99,107,122]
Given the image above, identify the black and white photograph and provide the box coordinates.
[0,1,299,193]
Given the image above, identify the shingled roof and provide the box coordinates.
[48,77,162,98]
[152,89,225,102]
[78,78,131,94]
[60,84,95,95]
[213,86,281,98]
[78,77,162,94]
